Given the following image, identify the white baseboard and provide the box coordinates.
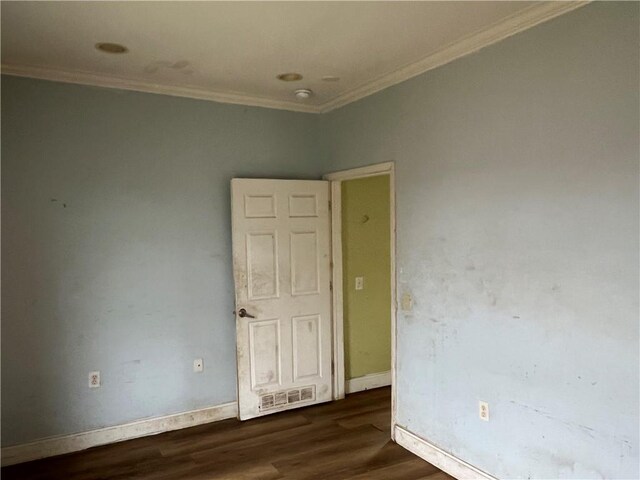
[394,425,497,480]
[1,401,238,467]
[345,370,391,394]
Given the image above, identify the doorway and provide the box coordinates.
[324,162,397,438]
[229,164,396,432]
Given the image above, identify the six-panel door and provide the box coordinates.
[231,179,332,420]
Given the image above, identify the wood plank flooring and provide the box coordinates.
[2,387,451,480]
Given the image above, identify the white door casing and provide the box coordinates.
[231,179,333,420]
[323,161,397,438]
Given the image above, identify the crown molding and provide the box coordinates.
[317,1,590,113]
[1,63,323,114]
[2,1,588,115]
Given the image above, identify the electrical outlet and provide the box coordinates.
[355,276,364,290]
[479,400,489,421]
[89,371,100,388]
[193,358,204,373]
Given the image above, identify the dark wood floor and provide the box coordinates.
[2,387,450,480]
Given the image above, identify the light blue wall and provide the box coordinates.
[1,76,322,445]
[321,3,639,479]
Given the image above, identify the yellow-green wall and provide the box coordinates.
[342,175,391,380]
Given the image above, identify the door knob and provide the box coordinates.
[237,308,255,319]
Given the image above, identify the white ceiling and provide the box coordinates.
[1,1,585,113]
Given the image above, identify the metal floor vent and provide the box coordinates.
[260,385,315,411]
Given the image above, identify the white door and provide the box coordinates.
[231,178,333,420]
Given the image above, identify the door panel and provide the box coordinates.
[231,179,332,420]
[290,231,319,295]
[246,232,279,299]
[292,314,321,380]
[248,319,281,389]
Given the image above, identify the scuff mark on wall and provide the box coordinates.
[510,401,598,439]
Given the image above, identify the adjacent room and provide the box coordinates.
[1,1,638,479]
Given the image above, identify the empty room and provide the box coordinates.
[1,1,638,479]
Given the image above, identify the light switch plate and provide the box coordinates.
[355,277,364,290]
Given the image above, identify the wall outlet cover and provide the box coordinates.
[89,371,100,388]
[479,400,489,421]
[355,276,364,290]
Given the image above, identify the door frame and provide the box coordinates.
[323,161,397,439]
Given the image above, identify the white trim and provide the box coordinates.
[323,161,397,439]
[1,401,238,467]
[0,64,320,114]
[394,426,498,480]
[1,2,587,115]
[318,1,589,113]
[330,180,346,401]
[324,162,395,182]
[345,370,391,394]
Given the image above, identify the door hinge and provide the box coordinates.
[331,361,335,375]
[330,280,333,291]
[328,200,332,211]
